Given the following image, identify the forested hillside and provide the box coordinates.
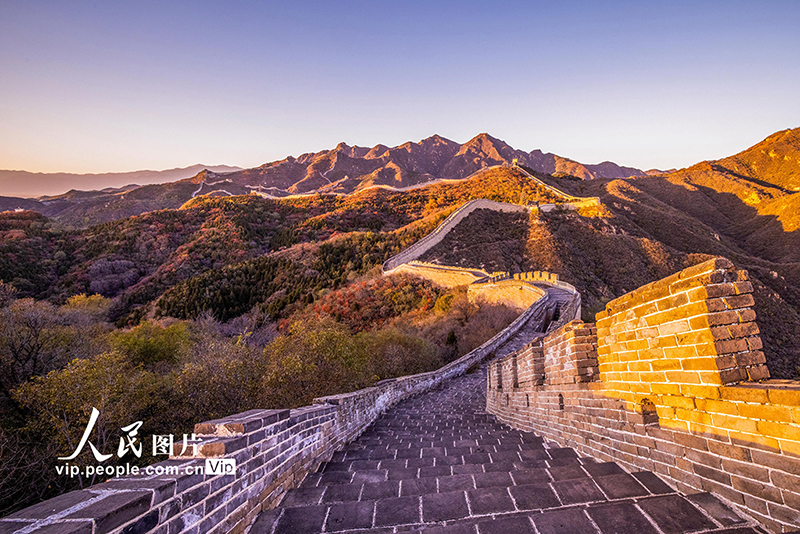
[2,131,800,515]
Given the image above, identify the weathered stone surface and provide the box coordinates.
[251,369,752,533]
[532,508,597,534]
[65,491,151,534]
[509,483,560,511]
[422,491,470,522]
[7,491,96,520]
[587,502,659,534]
[374,496,420,526]
[633,471,675,494]
[0,522,33,534]
[325,500,374,531]
[594,473,649,499]
[272,505,326,534]
[11,523,92,534]
[247,508,280,534]
[637,495,717,534]
[478,514,536,534]
[687,492,747,527]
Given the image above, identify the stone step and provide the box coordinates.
[251,367,761,534]
[319,454,614,473]
[285,466,672,503]
[252,491,759,534]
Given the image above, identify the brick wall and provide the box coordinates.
[487,258,800,533]
[1,279,556,534]
[541,321,598,386]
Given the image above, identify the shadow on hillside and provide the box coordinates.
[602,177,800,379]
[709,163,794,195]
[418,208,531,273]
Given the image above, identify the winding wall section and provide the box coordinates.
[514,164,602,212]
[382,199,529,273]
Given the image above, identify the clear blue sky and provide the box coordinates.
[1,0,798,173]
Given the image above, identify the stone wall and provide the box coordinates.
[382,199,529,273]
[537,197,603,213]
[466,270,580,315]
[467,279,547,310]
[0,284,555,534]
[390,261,489,288]
[548,290,582,330]
[513,164,602,212]
[486,258,800,533]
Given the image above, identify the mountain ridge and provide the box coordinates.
[2,129,797,229]
[0,164,243,198]
[182,133,650,201]
[2,127,799,378]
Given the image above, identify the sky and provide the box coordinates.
[1,0,799,174]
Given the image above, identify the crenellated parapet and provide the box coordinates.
[486,258,800,533]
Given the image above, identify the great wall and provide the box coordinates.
[3,185,799,534]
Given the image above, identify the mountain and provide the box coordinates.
[0,135,646,227]
[526,148,648,180]
[620,128,800,264]
[168,133,647,200]
[711,128,800,192]
[0,164,242,198]
[207,133,647,198]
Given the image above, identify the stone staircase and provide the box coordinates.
[490,285,574,357]
[250,370,765,534]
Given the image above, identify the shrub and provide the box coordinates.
[63,294,113,322]
[260,318,369,408]
[359,328,440,381]
[108,321,190,368]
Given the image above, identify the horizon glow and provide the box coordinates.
[1,0,799,175]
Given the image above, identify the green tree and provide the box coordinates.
[261,318,369,407]
[108,321,190,368]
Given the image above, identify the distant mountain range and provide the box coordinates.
[0,134,652,201]
[194,133,650,198]
[1,130,796,228]
[0,164,242,198]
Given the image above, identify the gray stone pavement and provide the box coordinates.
[492,285,574,358]
[250,369,767,534]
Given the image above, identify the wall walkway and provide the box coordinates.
[513,165,602,212]
[382,199,529,273]
[251,367,765,534]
